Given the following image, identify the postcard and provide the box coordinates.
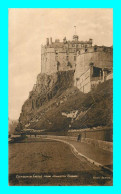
[9,8,113,186]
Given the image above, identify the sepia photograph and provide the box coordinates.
[9,8,113,186]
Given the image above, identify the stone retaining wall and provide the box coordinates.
[82,137,113,152]
[45,135,113,152]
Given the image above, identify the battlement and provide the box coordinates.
[77,45,113,56]
[42,36,93,48]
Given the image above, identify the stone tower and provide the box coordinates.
[41,35,93,74]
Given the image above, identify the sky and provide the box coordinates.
[9,8,113,120]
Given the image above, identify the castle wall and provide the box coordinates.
[74,46,113,92]
[74,46,113,80]
[41,47,76,74]
[76,68,91,93]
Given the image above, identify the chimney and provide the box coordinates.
[50,37,52,44]
[46,38,49,46]
[89,38,93,46]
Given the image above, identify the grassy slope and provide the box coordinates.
[29,79,112,131]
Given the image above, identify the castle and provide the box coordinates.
[41,35,93,74]
[41,35,113,93]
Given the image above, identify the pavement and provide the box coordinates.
[45,136,113,171]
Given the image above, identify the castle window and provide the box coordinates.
[103,47,106,52]
[67,61,72,68]
[85,48,88,52]
[94,47,97,52]
[57,61,60,71]
[66,56,69,61]
[74,56,76,61]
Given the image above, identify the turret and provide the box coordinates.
[73,35,79,42]
[50,37,52,44]
[63,37,67,43]
[46,38,49,46]
[89,38,93,46]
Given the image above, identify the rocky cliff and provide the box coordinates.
[16,70,112,132]
[17,70,75,130]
